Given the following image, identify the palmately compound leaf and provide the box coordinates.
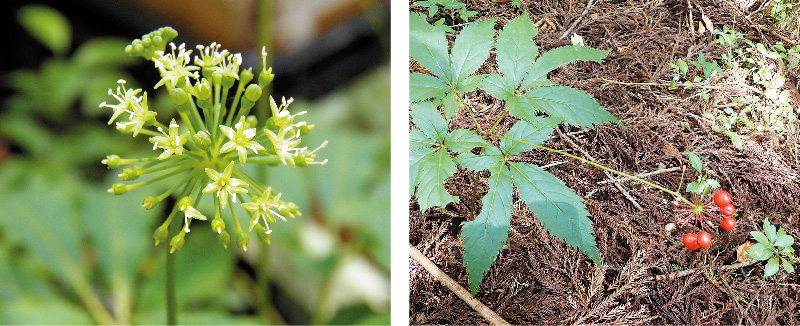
[508,162,602,264]
[410,12,497,119]
[461,160,513,294]
[410,102,457,210]
[480,13,618,128]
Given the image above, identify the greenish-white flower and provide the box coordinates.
[220,116,265,164]
[202,161,249,209]
[154,42,200,90]
[150,119,189,159]
[99,79,141,125]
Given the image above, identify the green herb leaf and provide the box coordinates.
[410,13,450,81]
[410,102,458,210]
[500,117,558,156]
[747,242,772,261]
[509,86,619,128]
[765,219,778,242]
[519,45,610,91]
[410,73,450,102]
[782,258,795,274]
[17,5,71,56]
[461,162,512,294]
[445,129,489,153]
[750,230,770,245]
[765,257,781,278]
[456,146,504,172]
[450,18,497,87]
[687,151,702,174]
[494,13,539,89]
[774,234,795,248]
[508,162,601,265]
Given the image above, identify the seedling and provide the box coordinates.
[748,218,796,278]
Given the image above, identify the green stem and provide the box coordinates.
[492,132,693,205]
[487,110,508,136]
[454,92,483,135]
[165,241,177,325]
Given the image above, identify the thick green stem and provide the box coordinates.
[492,133,693,205]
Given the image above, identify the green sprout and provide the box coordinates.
[748,218,796,278]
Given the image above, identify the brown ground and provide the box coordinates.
[409,0,800,324]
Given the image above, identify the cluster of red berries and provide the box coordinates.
[682,190,737,250]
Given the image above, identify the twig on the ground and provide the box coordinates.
[559,0,597,40]
[653,259,759,281]
[556,128,644,210]
[409,244,511,326]
[687,0,695,37]
[598,167,681,184]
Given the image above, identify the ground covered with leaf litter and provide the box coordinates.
[410,0,800,324]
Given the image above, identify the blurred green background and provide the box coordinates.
[0,0,390,324]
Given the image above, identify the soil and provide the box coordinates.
[409,0,800,324]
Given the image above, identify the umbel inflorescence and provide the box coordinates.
[100,27,327,253]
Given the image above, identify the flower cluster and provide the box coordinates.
[101,27,327,253]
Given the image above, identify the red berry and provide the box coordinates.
[720,204,736,217]
[683,233,700,250]
[720,217,736,231]
[713,190,732,208]
[697,231,712,248]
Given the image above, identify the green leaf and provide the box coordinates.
[461,162,513,293]
[411,102,448,142]
[691,53,721,79]
[17,5,71,55]
[765,220,778,242]
[495,14,539,88]
[456,146,504,172]
[441,91,461,119]
[774,234,794,247]
[510,86,619,128]
[445,129,488,152]
[520,46,610,91]
[410,128,435,151]
[410,13,450,81]
[508,162,601,264]
[687,151,702,174]
[782,258,795,274]
[456,74,486,93]
[685,181,699,194]
[747,242,772,261]
[450,18,497,86]
[73,38,137,69]
[500,117,558,156]
[750,231,770,245]
[415,148,458,211]
[410,72,450,103]
[81,186,154,309]
[481,73,516,100]
[765,257,780,277]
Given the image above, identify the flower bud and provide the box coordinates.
[221,75,235,89]
[119,166,144,181]
[192,131,211,149]
[211,216,225,234]
[193,79,212,100]
[108,183,128,195]
[178,196,193,211]
[244,84,262,102]
[169,232,185,253]
[170,87,190,111]
[153,223,169,246]
[255,224,272,244]
[142,195,160,210]
[217,230,231,248]
[236,231,250,252]
[245,115,258,129]
[102,155,122,169]
[258,67,274,88]
[297,122,314,136]
[240,68,254,85]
